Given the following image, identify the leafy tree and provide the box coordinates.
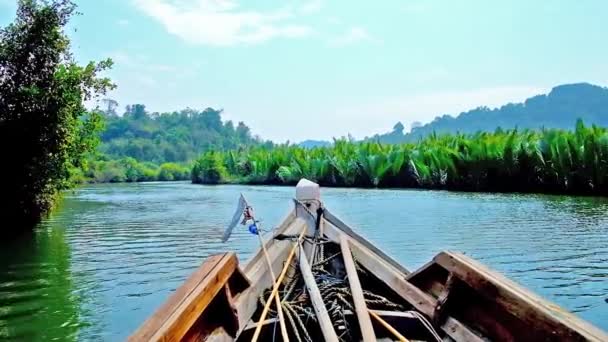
[192,152,227,184]
[101,98,118,116]
[0,0,114,229]
[99,107,264,163]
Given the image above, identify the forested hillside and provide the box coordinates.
[75,104,272,183]
[370,83,608,143]
[99,104,268,163]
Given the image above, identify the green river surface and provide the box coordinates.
[1,182,607,340]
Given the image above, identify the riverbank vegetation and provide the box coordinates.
[0,0,113,228]
[192,121,608,196]
[74,157,190,183]
[70,105,264,183]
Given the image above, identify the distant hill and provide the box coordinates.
[370,83,608,143]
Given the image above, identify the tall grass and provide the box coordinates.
[192,120,608,196]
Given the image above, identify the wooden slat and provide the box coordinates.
[325,224,484,342]
[328,228,435,317]
[441,317,484,342]
[298,244,339,342]
[129,253,239,342]
[435,251,608,341]
[433,272,454,323]
[404,259,436,281]
[340,235,377,342]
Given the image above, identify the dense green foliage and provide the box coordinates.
[369,83,608,144]
[193,121,608,196]
[99,105,267,163]
[0,0,113,228]
[72,104,263,184]
[73,157,190,183]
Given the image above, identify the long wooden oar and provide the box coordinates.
[369,310,410,342]
[251,227,307,342]
[257,233,290,341]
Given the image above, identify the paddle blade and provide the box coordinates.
[222,194,248,242]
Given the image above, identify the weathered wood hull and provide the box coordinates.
[130,182,607,342]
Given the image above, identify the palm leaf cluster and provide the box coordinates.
[192,120,608,195]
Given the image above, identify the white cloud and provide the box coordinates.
[328,26,374,47]
[132,0,314,46]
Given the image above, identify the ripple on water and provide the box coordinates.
[1,182,607,340]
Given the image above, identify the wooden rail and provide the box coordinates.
[129,253,249,342]
[435,251,608,342]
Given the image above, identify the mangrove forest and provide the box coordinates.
[192,120,608,196]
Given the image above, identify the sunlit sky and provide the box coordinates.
[1,0,607,141]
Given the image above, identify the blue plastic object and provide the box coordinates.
[248,223,259,235]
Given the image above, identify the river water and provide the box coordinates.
[1,182,607,340]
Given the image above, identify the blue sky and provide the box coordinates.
[1,1,607,142]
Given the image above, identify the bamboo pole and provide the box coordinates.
[298,244,339,342]
[251,227,307,342]
[340,235,377,342]
[257,233,290,342]
[369,310,410,342]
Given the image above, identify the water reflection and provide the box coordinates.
[0,228,81,340]
[1,182,606,340]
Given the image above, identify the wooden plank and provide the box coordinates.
[441,317,484,342]
[129,253,238,342]
[404,259,436,281]
[298,244,340,342]
[343,309,418,319]
[323,209,410,275]
[325,221,485,342]
[340,235,377,342]
[371,310,416,319]
[329,229,436,317]
[433,272,454,323]
[251,227,307,342]
[369,310,410,342]
[435,252,608,341]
